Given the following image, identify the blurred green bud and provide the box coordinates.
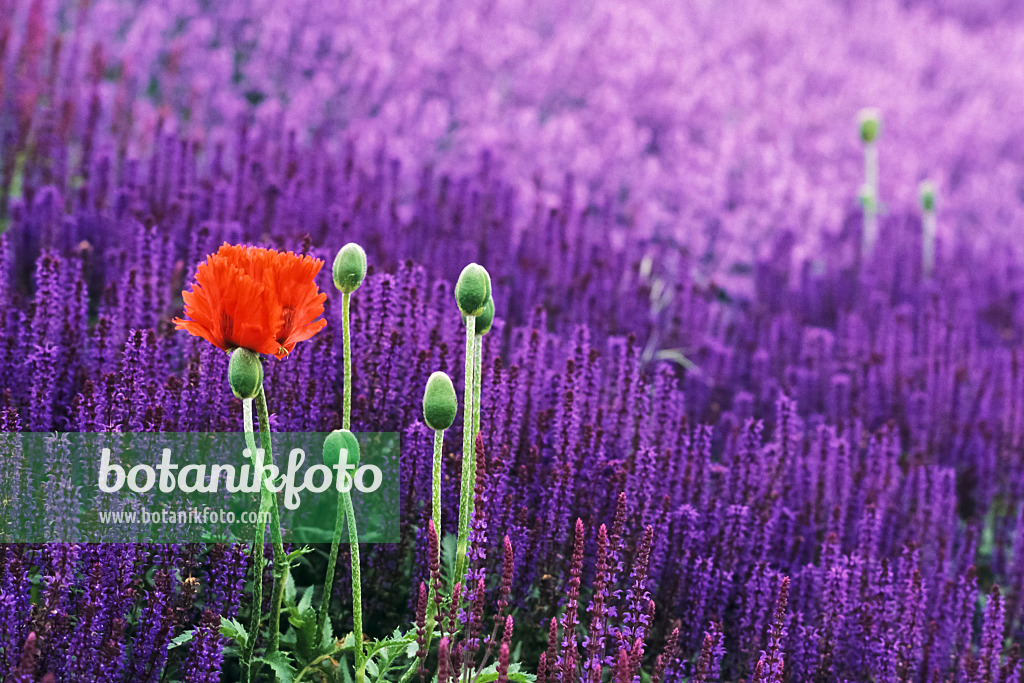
[422,371,458,431]
[858,184,875,209]
[455,263,491,316]
[920,181,936,212]
[858,108,880,144]
[476,297,495,335]
[323,429,360,468]
[228,348,263,400]
[332,243,367,293]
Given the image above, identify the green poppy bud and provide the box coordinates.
[323,429,360,467]
[476,297,495,335]
[858,109,880,144]
[454,263,491,316]
[920,181,935,212]
[332,243,367,293]
[228,348,263,400]
[858,184,875,210]
[422,371,458,431]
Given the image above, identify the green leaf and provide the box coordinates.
[365,658,379,679]
[440,532,458,592]
[297,585,314,615]
[284,570,297,607]
[219,617,249,645]
[473,672,534,683]
[321,616,336,652]
[257,650,297,683]
[286,545,315,563]
[168,629,195,650]
[338,657,354,683]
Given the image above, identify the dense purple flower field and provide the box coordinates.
[2,0,1024,681]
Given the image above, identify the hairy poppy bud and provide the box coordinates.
[228,348,263,400]
[858,108,880,144]
[920,181,935,212]
[423,371,458,431]
[476,297,495,336]
[323,429,360,467]
[455,263,491,316]
[332,243,367,293]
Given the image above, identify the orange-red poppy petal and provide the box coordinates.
[175,243,328,358]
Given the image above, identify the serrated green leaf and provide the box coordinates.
[365,658,379,678]
[258,650,296,683]
[321,617,336,652]
[280,628,297,646]
[168,629,195,650]
[219,617,249,645]
[284,571,297,607]
[339,657,354,683]
[286,545,315,562]
[297,585,314,614]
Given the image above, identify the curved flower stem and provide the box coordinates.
[240,397,266,683]
[343,487,365,683]
[454,314,476,595]
[315,488,346,646]
[255,387,288,660]
[342,291,352,430]
[316,290,353,643]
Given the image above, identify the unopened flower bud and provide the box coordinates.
[455,263,491,317]
[859,184,874,209]
[858,108,880,144]
[228,348,263,400]
[920,181,936,212]
[422,371,458,431]
[332,243,367,293]
[323,429,360,467]
[476,297,495,336]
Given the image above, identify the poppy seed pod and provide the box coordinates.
[455,263,491,316]
[228,347,263,400]
[476,297,495,335]
[422,371,458,431]
[323,429,360,467]
[332,243,367,293]
[920,181,936,212]
[858,109,880,144]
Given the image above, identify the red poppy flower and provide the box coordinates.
[174,243,327,359]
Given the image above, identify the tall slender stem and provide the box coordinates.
[862,142,879,260]
[342,291,352,430]
[316,486,346,644]
[473,336,483,437]
[425,427,445,619]
[255,387,288,659]
[317,290,354,642]
[344,488,365,683]
[240,397,265,683]
[431,429,444,546]
[922,208,936,280]
[454,315,476,591]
